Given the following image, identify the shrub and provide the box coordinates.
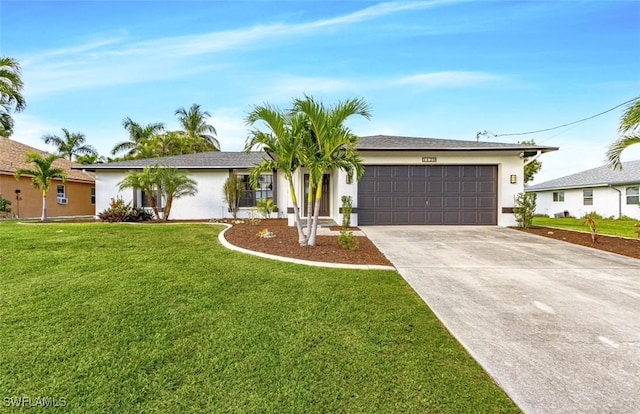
[340,195,353,229]
[223,174,243,219]
[256,198,277,219]
[98,198,154,222]
[584,212,599,244]
[513,192,536,229]
[635,222,640,239]
[338,230,359,251]
[0,195,12,217]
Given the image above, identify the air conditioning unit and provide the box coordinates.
[57,197,68,205]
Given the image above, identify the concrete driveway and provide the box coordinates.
[362,226,640,414]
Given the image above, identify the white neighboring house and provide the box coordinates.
[526,160,640,220]
[77,135,557,226]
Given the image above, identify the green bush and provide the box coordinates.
[513,192,536,229]
[0,195,12,216]
[340,195,353,229]
[98,198,154,222]
[256,198,277,219]
[338,230,359,251]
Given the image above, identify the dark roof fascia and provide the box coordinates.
[527,181,640,192]
[357,147,558,155]
[74,165,258,172]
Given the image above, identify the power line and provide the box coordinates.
[477,96,639,140]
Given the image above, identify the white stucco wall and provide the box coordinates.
[532,185,640,219]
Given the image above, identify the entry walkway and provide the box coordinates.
[362,226,640,414]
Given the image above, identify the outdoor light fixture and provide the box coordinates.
[510,174,517,184]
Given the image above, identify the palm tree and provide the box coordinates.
[118,167,161,220]
[158,167,198,221]
[175,104,220,151]
[14,151,66,221]
[245,104,308,243]
[118,165,198,221]
[42,128,97,161]
[0,56,26,137]
[607,98,640,170]
[111,117,165,158]
[292,95,370,246]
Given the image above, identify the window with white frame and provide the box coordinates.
[626,186,639,205]
[57,184,66,198]
[238,173,273,207]
[583,189,593,206]
[91,188,95,205]
[552,191,565,202]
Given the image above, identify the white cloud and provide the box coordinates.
[19,0,467,98]
[394,71,505,88]
[10,114,60,152]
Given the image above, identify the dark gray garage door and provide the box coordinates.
[358,165,497,225]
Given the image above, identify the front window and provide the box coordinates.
[552,191,564,202]
[583,189,593,206]
[57,184,66,198]
[141,190,161,208]
[238,174,273,207]
[626,186,639,205]
[91,187,95,205]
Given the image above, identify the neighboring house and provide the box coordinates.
[526,160,640,220]
[0,138,96,218]
[79,135,556,226]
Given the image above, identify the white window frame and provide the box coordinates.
[626,186,639,205]
[57,184,66,198]
[583,189,593,206]
[552,191,565,202]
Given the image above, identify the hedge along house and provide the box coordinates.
[80,135,556,226]
[526,160,640,220]
[0,138,96,218]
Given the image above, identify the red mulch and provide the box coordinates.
[517,226,640,260]
[222,219,392,266]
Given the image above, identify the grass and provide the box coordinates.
[532,216,639,239]
[0,222,519,413]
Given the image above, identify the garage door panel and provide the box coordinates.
[358,165,497,225]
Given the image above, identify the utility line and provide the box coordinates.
[477,96,639,140]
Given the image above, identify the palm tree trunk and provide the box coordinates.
[304,182,314,246]
[41,192,47,221]
[307,183,323,246]
[163,196,173,221]
[288,179,306,245]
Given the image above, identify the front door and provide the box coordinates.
[303,174,330,217]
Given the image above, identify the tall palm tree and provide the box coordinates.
[175,104,220,151]
[245,104,307,243]
[0,56,26,137]
[14,151,66,221]
[292,95,370,246]
[111,117,165,158]
[607,98,640,170]
[42,128,97,161]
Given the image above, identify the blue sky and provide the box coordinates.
[1,0,639,184]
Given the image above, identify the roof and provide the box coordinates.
[0,138,95,183]
[77,151,268,171]
[357,135,558,155]
[527,160,640,191]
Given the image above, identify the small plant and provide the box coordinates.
[223,174,243,219]
[584,212,599,244]
[513,192,536,229]
[256,198,277,219]
[248,212,261,226]
[635,222,640,239]
[340,195,353,229]
[338,230,359,251]
[98,197,154,222]
[0,195,12,217]
[256,228,275,239]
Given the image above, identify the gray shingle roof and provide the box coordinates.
[76,152,268,171]
[526,160,640,191]
[357,135,558,154]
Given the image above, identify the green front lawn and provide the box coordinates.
[0,222,518,413]
[533,216,639,239]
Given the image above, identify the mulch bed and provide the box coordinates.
[222,219,392,266]
[517,226,640,260]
